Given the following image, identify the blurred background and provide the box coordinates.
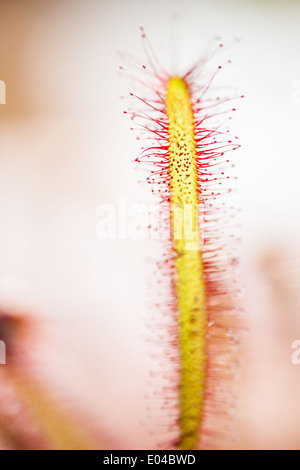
[0,0,300,450]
